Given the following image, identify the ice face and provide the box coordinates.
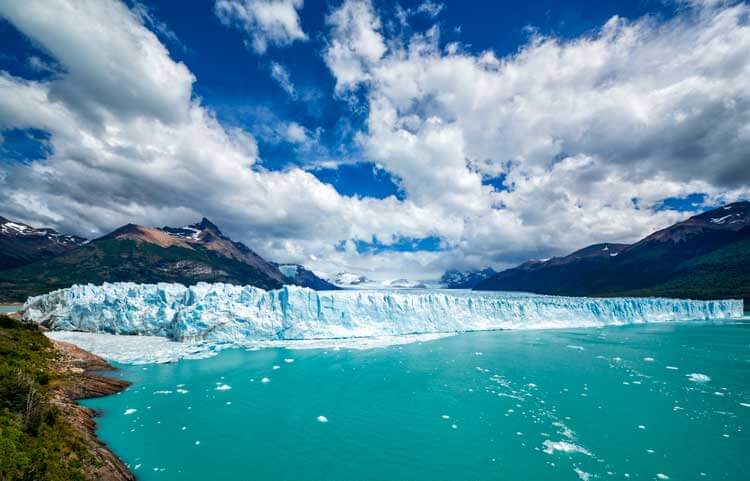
[22,283,744,345]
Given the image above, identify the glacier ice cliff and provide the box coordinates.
[22,283,744,345]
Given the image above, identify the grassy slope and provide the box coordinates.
[0,238,283,301]
[0,315,94,480]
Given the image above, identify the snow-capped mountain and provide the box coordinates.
[0,216,87,269]
[328,272,373,287]
[0,216,342,301]
[325,272,429,289]
[441,268,498,289]
[275,264,338,290]
[382,279,427,289]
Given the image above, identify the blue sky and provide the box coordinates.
[1,0,678,191]
[0,0,748,280]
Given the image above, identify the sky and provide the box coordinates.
[0,0,748,281]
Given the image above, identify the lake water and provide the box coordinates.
[83,322,749,481]
[0,304,21,314]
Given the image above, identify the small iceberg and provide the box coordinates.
[687,373,711,383]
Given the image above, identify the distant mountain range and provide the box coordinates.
[441,268,498,289]
[328,272,373,287]
[324,272,430,289]
[4,202,748,303]
[0,217,334,301]
[476,202,750,304]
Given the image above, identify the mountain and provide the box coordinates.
[0,216,86,269]
[328,272,373,287]
[476,202,750,303]
[275,264,339,290]
[441,268,498,289]
[324,272,429,289]
[0,218,288,301]
[383,279,427,289]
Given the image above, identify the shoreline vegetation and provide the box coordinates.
[0,313,134,481]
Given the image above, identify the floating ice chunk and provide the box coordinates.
[687,373,711,383]
[441,415,450,420]
[739,402,750,408]
[638,425,646,430]
[567,345,585,351]
[272,365,280,370]
[574,467,591,481]
[451,424,458,429]
[215,384,232,391]
[124,408,137,416]
[176,388,189,394]
[181,426,186,431]
[656,474,670,480]
[644,357,655,362]
[261,377,270,383]
[284,358,295,363]
[542,440,591,456]
[153,390,173,395]
[666,366,679,370]
[195,441,200,446]
[317,415,328,423]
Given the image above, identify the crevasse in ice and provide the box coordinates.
[22,283,744,343]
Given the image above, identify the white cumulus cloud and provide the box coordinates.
[215,0,307,54]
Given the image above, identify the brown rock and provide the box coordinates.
[50,339,135,481]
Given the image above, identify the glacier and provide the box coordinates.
[23,283,743,347]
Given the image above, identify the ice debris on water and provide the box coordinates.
[686,373,711,383]
[542,440,592,456]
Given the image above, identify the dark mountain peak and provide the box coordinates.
[639,202,750,246]
[193,217,222,233]
[691,201,750,227]
[274,263,339,290]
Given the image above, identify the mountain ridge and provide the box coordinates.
[475,202,750,305]
[0,217,329,300]
[0,216,87,270]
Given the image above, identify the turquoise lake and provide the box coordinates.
[0,304,21,314]
[83,322,750,481]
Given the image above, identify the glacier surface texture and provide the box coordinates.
[23,283,744,344]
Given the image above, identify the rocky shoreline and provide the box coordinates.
[48,337,135,481]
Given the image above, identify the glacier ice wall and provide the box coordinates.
[22,283,744,343]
